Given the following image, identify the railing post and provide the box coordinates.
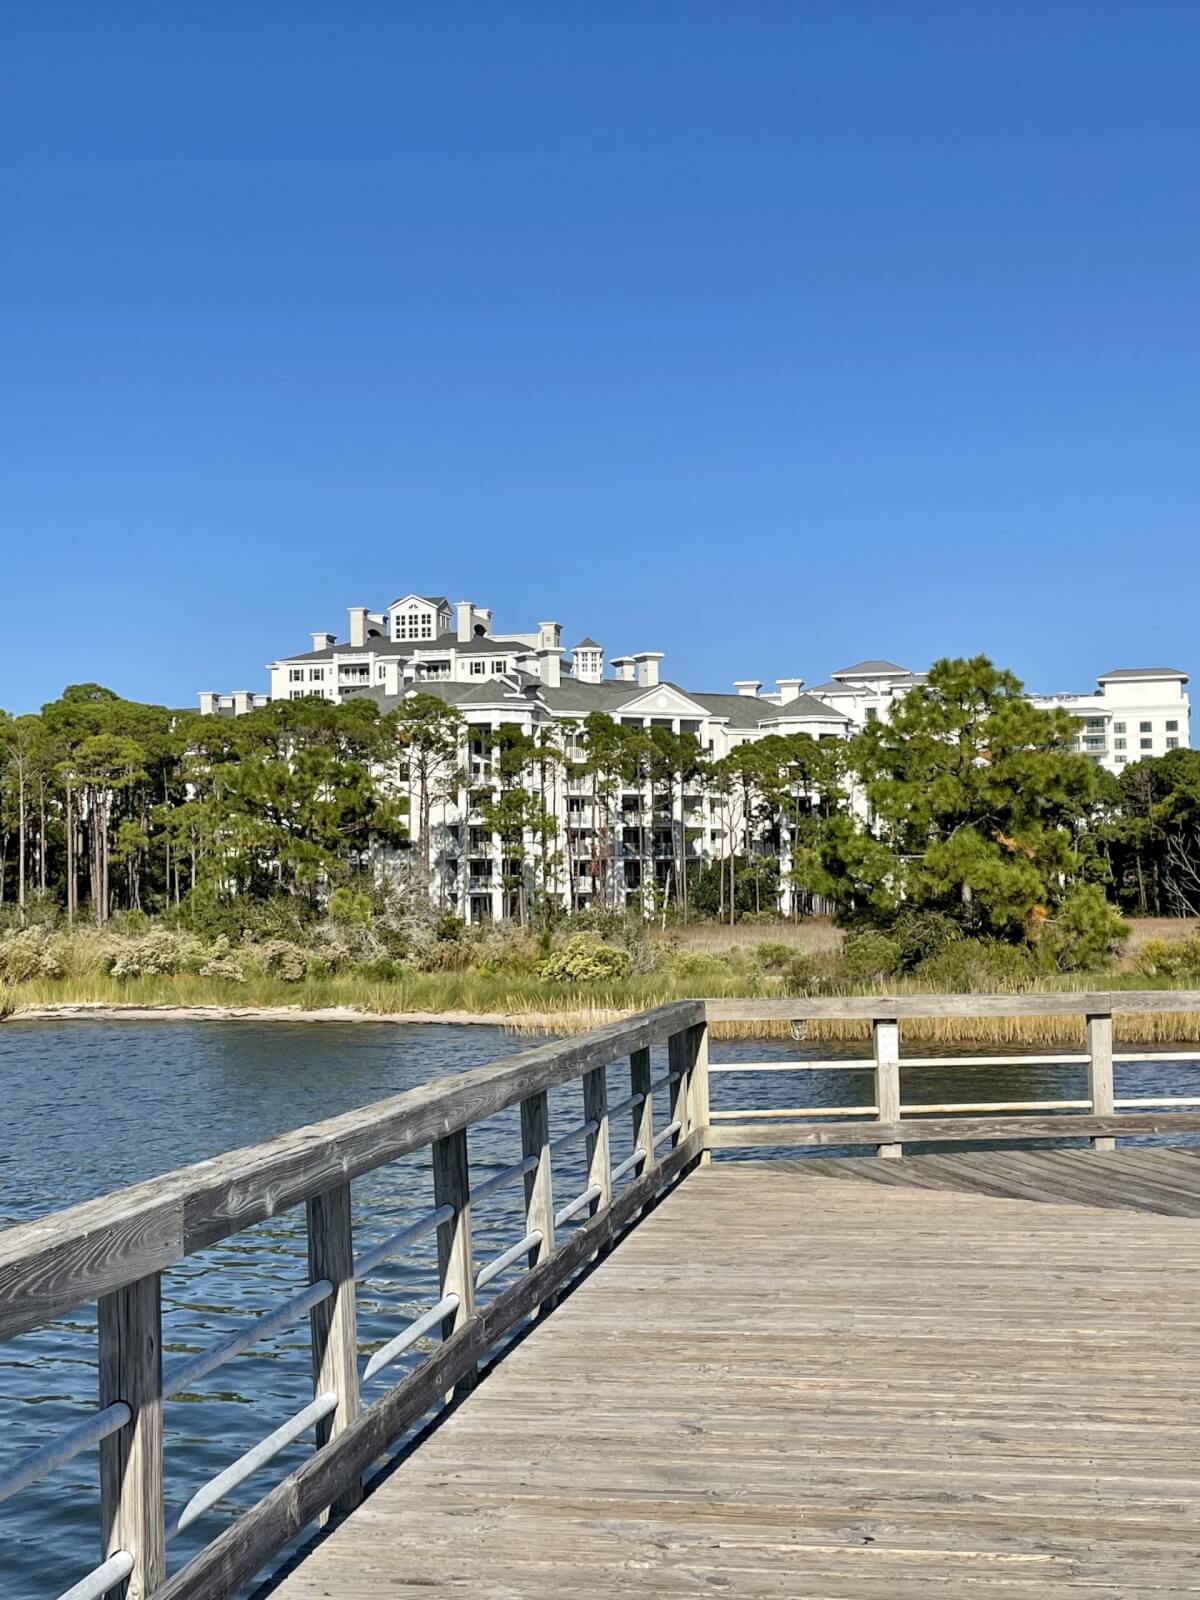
[520,1089,555,1267]
[689,1016,711,1165]
[583,1066,612,1216]
[630,1046,654,1167]
[306,1181,362,1520]
[668,1024,699,1148]
[1087,1012,1115,1152]
[873,1018,901,1159]
[432,1128,476,1395]
[99,1273,165,1600]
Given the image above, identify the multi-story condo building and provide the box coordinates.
[199,597,1191,919]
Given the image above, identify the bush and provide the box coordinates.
[892,910,961,971]
[258,939,311,982]
[0,927,65,982]
[107,929,202,979]
[1136,935,1200,980]
[838,931,901,981]
[912,938,1037,992]
[536,936,632,982]
[198,952,248,983]
[1040,885,1130,973]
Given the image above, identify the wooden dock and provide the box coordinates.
[270,1150,1200,1599]
[5,992,1200,1600]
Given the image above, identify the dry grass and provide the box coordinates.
[1122,917,1200,956]
[658,919,843,955]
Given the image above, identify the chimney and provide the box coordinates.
[233,691,252,715]
[776,677,805,704]
[734,680,762,698]
[538,620,562,651]
[311,631,336,652]
[348,607,370,647]
[538,647,563,689]
[634,651,664,689]
[381,660,403,695]
[455,601,475,643]
[198,692,217,716]
[611,655,637,683]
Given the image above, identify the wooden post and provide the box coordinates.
[520,1090,555,1266]
[873,1018,901,1159]
[668,1025,698,1147]
[432,1128,476,1394]
[583,1065,612,1216]
[306,1182,362,1520]
[99,1273,165,1600]
[1087,1012,1115,1152]
[630,1046,654,1167]
[689,1018,711,1165]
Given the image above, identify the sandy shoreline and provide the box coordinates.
[3,1001,623,1031]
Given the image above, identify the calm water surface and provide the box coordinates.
[2,1019,1198,1600]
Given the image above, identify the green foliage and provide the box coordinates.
[1038,884,1131,972]
[912,939,1038,991]
[0,927,66,982]
[891,910,961,971]
[1136,935,1200,980]
[839,931,902,981]
[536,935,632,982]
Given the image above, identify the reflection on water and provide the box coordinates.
[1,1019,1197,1599]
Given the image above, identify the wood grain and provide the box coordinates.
[0,1001,703,1337]
[305,1183,361,1519]
[708,1109,1200,1148]
[99,1273,165,1600]
[263,1154,1200,1598]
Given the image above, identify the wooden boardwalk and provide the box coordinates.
[267,1150,1200,1598]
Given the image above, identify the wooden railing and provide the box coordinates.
[0,1002,709,1600]
[5,989,1200,1600]
[706,991,1200,1154]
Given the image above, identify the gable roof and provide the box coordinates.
[572,637,602,650]
[387,594,450,611]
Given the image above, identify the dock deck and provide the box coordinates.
[268,1150,1200,1598]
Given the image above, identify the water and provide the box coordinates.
[1,1020,1198,1600]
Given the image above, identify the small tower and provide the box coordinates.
[571,637,604,683]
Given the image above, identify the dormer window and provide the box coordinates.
[395,606,435,641]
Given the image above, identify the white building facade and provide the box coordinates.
[199,598,1191,919]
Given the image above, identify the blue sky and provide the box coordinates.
[2,3,1197,713]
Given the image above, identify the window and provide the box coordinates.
[1115,755,1127,765]
[1140,737,1153,750]
[309,668,324,681]
[289,668,304,682]
[1114,738,1126,751]
[1140,721,1152,733]
[1083,736,1105,750]
[1167,720,1179,732]
[470,660,486,676]
[1168,737,1180,749]
[395,607,434,641]
[1085,717,1105,732]
[289,689,305,700]
[1113,721,1126,733]
[865,707,879,723]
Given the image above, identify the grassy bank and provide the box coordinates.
[6,968,1200,1045]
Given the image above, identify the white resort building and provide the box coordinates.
[199,596,1191,921]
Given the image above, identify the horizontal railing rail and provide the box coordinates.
[705,989,1200,1158]
[0,1001,709,1600]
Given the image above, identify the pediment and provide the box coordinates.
[618,685,711,719]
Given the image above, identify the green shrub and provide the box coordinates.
[258,939,311,982]
[107,929,202,979]
[892,910,961,971]
[1136,935,1200,980]
[0,927,65,982]
[536,936,632,982]
[1040,885,1130,972]
[838,931,902,981]
[912,938,1037,991]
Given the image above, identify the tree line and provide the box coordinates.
[2,659,1198,942]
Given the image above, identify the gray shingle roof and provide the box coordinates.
[1098,667,1188,680]
[832,659,911,678]
[572,637,602,650]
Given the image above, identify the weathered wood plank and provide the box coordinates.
[703,990,1200,1020]
[1087,1012,1115,1153]
[305,1183,361,1519]
[582,1067,611,1216]
[520,1091,554,1269]
[873,1017,901,1159]
[99,1273,165,1600]
[707,1110,1200,1148]
[432,1129,475,1397]
[0,1001,703,1337]
[152,1132,702,1600]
